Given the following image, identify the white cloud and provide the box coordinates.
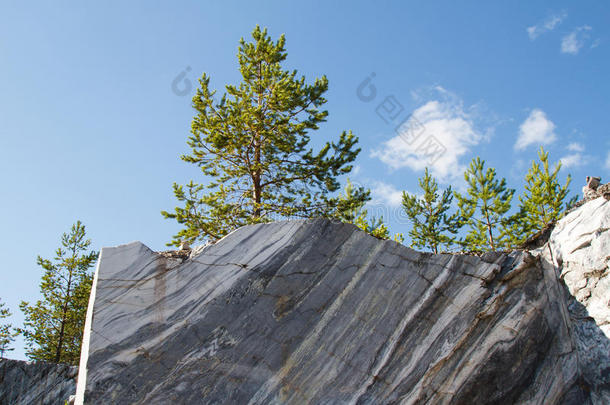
[371,89,485,183]
[370,181,403,208]
[567,142,585,152]
[559,153,588,168]
[561,26,592,55]
[515,109,557,150]
[560,142,591,168]
[605,151,610,170]
[591,38,601,49]
[527,11,567,40]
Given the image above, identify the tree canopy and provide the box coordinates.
[162,26,367,246]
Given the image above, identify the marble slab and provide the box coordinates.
[74,216,608,404]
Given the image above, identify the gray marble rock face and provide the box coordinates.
[0,358,77,405]
[75,207,609,404]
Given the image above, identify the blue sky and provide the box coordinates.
[1,1,608,359]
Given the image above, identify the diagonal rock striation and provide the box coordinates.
[0,358,77,405]
[73,200,610,404]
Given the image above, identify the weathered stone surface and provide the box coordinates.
[573,180,610,211]
[0,358,76,405]
[541,196,610,403]
[73,211,610,404]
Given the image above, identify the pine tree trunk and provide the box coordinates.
[54,247,76,363]
[252,61,263,218]
[541,205,547,227]
[55,269,72,363]
[484,209,495,251]
[253,143,261,217]
[428,204,438,254]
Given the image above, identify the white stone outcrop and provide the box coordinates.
[551,197,609,336]
[542,196,610,403]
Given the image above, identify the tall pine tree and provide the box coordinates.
[455,158,515,251]
[19,221,97,364]
[509,146,571,245]
[402,168,461,253]
[162,26,367,245]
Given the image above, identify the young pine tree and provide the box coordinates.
[509,147,571,245]
[335,180,404,242]
[19,221,98,364]
[402,168,461,253]
[0,298,17,358]
[162,26,367,246]
[455,158,515,251]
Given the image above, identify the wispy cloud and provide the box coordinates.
[561,26,592,55]
[370,181,403,208]
[567,142,585,152]
[605,151,610,170]
[591,38,601,49]
[371,87,487,183]
[527,11,567,40]
[560,142,590,168]
[560,153,589,168]
[515,109,557,150]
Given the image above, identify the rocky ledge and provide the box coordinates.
[72,194,610,404]
[0,358,77,405]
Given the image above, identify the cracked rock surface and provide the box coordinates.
[75,205,609,404]
[0,358,76,405]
